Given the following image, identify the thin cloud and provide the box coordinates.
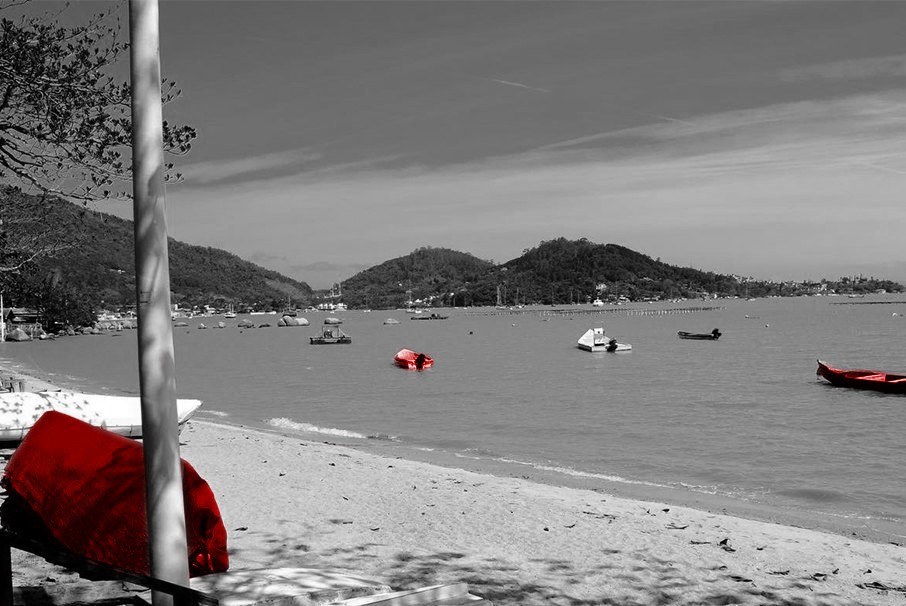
[779,54,906,82]
[487,78,551,94]
[180,148,323,185]
[534,91,906,155]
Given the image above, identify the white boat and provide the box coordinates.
[0,391,203,444]
[592,298,605,307]
[577,328,632,352]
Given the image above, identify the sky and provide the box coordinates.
[11,1,906,288]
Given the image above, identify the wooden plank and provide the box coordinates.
[0,530,217,606]
[339,583,476,606]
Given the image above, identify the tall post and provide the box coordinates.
[128,2,190,605]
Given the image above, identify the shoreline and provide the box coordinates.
[245,410,906,547]
[2,363,906,603]
[341,433,906,546]
[186,419,906,605]
[1,351,904,547]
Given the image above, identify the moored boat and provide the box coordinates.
[310,322,351,344]
[0,391,202,444]
[816,360,906,394]
[394,348,434,370]
[410,313,449,320]
[678,328,722,340]
[577,328,631,352]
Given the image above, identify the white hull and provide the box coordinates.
[0,391,202,444]
[577,328,632,352]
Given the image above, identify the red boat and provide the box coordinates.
[395,348,434,370]
[816,360,906,394]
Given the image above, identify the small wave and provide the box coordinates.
[200,410,230,417]
[531,463,667,488]
[266,417,397,441]
[462,453,671,489]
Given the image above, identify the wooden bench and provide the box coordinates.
[0,528,217,606]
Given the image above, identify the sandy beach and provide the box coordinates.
[2,367,905,605]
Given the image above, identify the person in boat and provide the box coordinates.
[415,353,426,370]
[606,338,618,352]
[712,328,722,339]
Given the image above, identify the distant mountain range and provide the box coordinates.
[4,194,902,316]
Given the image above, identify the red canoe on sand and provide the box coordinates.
[816,359,906,394]
[395,348,434,370]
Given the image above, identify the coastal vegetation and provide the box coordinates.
[0,1,200,329]
[0,190,312,329]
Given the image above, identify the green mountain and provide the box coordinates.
[2,191,312,323]
[340,238,741,307]
[494,237,743,304]
[340,247,496,309]
[338,238,903,307]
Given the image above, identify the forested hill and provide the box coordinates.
[340,239,741,308]
[339,238,903,307]
[341,247,496,309]
[2,191,312,316]
[497,238,742,304]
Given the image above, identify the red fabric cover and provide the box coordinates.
[1,410,228,577]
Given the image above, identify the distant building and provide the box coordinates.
[4,307,43,339]
[5,307,40,325]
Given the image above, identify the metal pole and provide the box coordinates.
[128,2,190,605]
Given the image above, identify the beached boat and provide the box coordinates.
[0,391,202,444]
[816,360,906,394]
[678,328,722,340]
[394,348,434,370]
[577,328,631,352]
[310,322,351,344]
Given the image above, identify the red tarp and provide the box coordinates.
[1,410,228,577]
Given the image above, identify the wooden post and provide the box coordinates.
[0,533,11,606]
[128,2,190,605]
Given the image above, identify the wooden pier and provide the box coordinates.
[463,305,722,318]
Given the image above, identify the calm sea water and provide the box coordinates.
[3,295,905,543]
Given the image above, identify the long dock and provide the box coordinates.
[462,305,722,317]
